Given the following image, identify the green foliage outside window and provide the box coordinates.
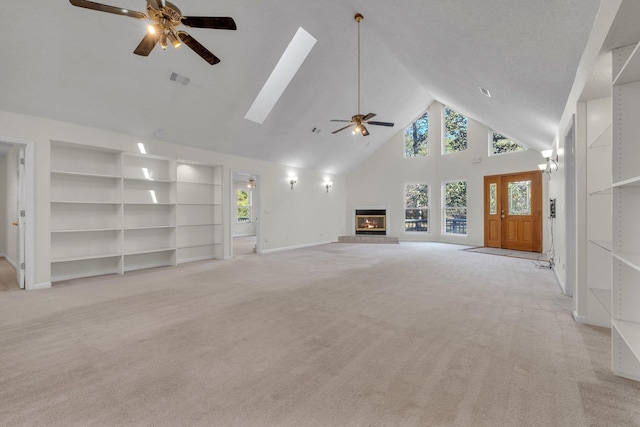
[405,184,429,232]
[237,190,250,222]
[444,108,467,153]
[444,181,467,235]
[492,132,525,155]
[404,112,428,157]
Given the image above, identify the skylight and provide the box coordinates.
[245,27,317,124]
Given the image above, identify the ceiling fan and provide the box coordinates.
[331,13,394,136]
[69,0,236,65]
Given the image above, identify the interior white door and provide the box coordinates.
[16,145,25,289]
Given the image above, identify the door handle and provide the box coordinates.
[500,215,505,219]
[12,222,18,226]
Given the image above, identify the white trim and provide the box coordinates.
[554,266,568,295]
[33,282,52,290]
[0,136,35,290]
[261,240,332,254]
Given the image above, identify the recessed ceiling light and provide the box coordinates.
[245,27,317,124]
[479,86,491,97]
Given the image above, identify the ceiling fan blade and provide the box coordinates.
[332,124,354,134]
[69,0,146,19]
[178,32,221,65]
[360,125,370,136]
[330,119,352,123]
[362,112,377,121]
[367,121,395,127]
[133,32,158,56]
[181,16,237,30]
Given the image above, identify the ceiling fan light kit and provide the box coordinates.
[69,0,236,65]
[331,13,394,136]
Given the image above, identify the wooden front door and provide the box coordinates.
[484,171,542,253]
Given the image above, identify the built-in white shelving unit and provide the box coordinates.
[610,42,640,381]
[585,96,613,327]
[176,161,223,263]
[50,142,223,282]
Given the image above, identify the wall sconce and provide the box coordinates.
[539,149,558,174]
[324,181,333,192]
[247,177,256,189]
[289,176,298,190]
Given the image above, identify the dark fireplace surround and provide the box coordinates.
[355,209,386,235]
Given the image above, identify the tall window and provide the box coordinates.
[405,184,429,232]
[404,111,428,157]
[444,107,468,153]
[444,180,467,235]
[237,189,251,223]
[491,132,526,155]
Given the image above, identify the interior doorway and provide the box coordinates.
[230,171,260,258]
[484,170,542,253]
[0,137,34,290]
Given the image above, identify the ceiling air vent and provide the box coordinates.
[170,72,190,86]
[479,86,491,97]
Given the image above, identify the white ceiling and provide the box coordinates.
[0,1,605,174]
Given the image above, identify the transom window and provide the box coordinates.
[405,184,429,232]
[404,111,428,157]
[491,132,526,155]
[444,107,467,154]
[444,180,467,235]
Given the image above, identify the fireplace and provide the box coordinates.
[355,209,386,235]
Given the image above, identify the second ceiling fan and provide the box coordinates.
[331,13,394,136]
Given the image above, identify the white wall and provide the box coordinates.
[0,153,6,256]
[347,102,544,246]
[0,110,347,287]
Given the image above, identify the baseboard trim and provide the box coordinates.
[32,282,52,290]
[553,267,568,295]
[261,241,332,254]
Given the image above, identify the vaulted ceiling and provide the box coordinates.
[1,1,603,174]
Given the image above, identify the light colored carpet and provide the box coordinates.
[462,246,550,262]
[0,242,638,426]
[233,235,257,256]
[0,257,19,292]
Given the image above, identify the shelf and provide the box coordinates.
[612,320,640,361]
[177,223,220,227]
[124,225,175,231]
[51,170,121,179]
[589,240,612,252]
[613,42,640,86]
[123,202,175,206]
[123,177,175,183]
[51,201,121,205]
[124,248,176,256]
[612,251,640,272]
[588,187,612,195]
[178,243,222,249]
[52,253,122,263]
[52,228,121,233]
[175,202,219,206]
[612,176,640,188]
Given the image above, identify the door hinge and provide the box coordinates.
[20,210,26,217]
[20,158,25,165]
[20,263,25,270]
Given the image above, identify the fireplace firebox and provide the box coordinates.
[355,209,386,235]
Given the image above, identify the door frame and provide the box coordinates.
[229,169,261,258]
[0,136,35,290]
[484,170,543,252]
